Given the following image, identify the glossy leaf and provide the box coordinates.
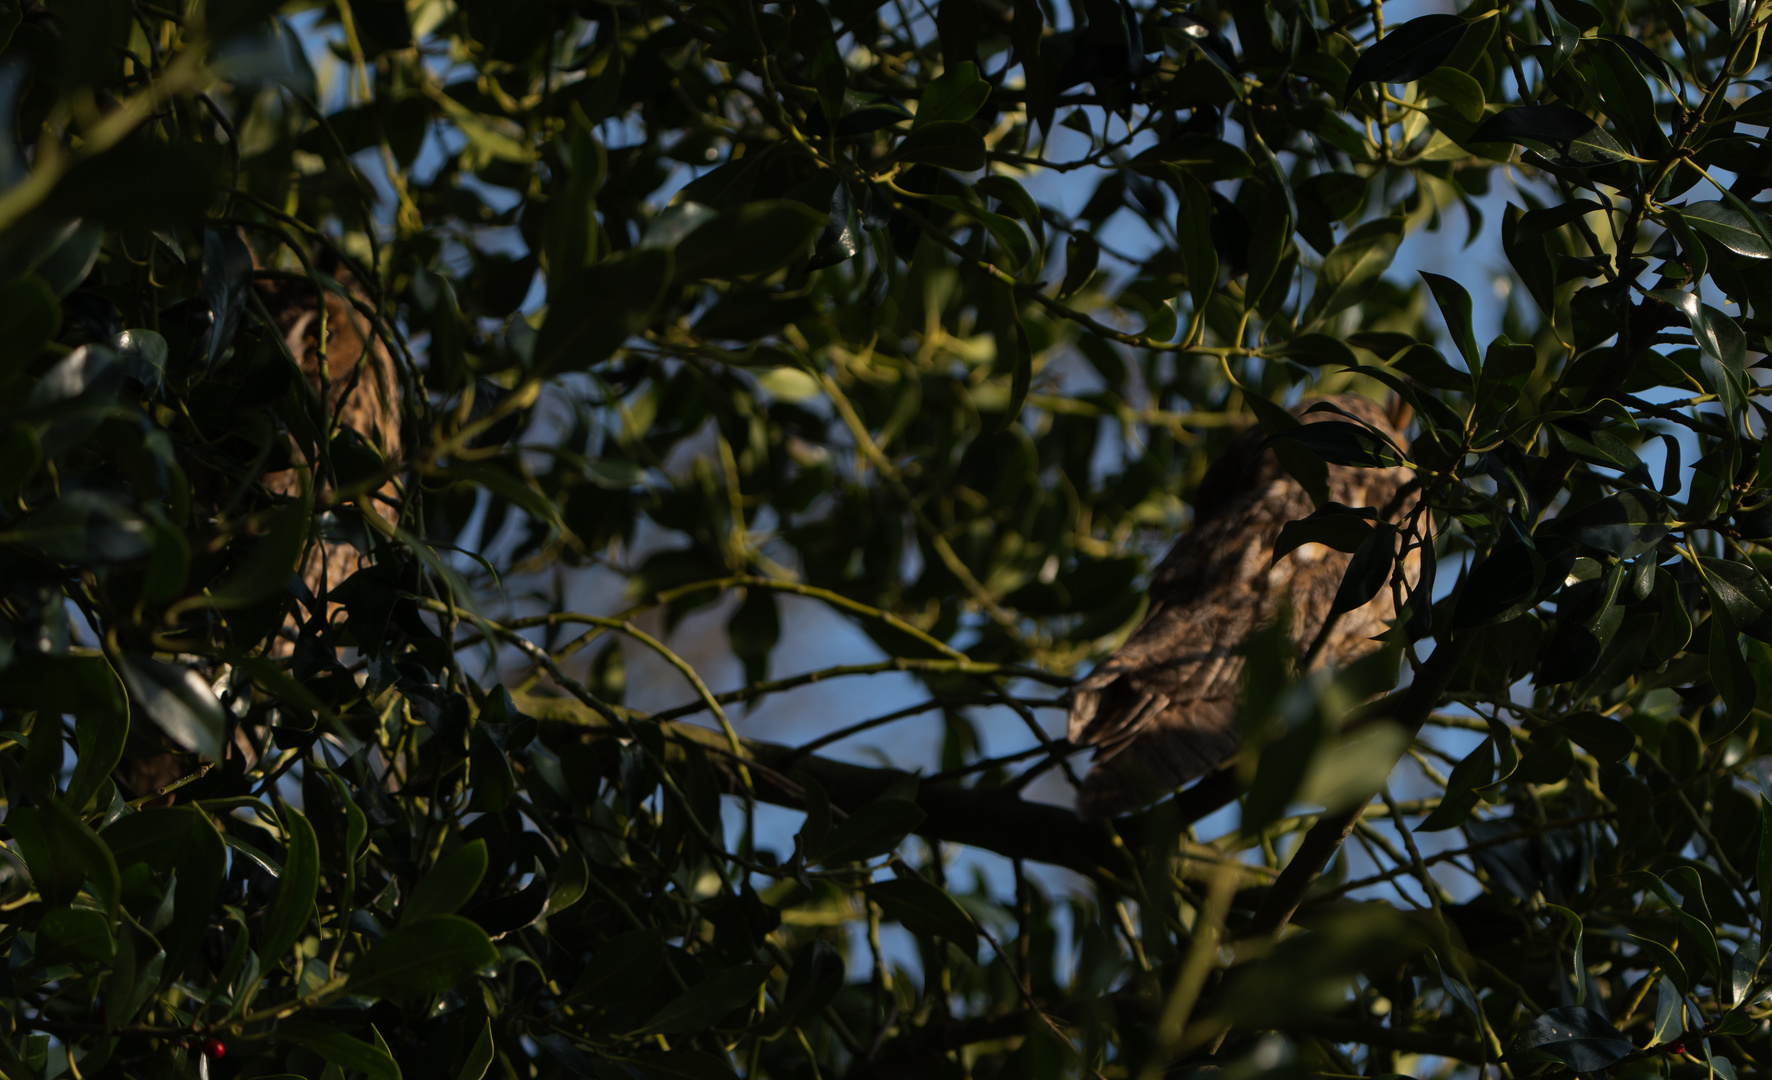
[1344,14,1467,98]
[1470,105,1633,166]
[1680,200,1772,258]
[1512,1007,1633,1072]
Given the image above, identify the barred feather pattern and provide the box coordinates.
[257,276,403,622]
[1066,395,1417,819]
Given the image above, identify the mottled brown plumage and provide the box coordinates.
[257,271,404,614]
[1067,395,1416,819]
[116,268,404,802]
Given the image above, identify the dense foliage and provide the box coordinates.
[12,0,1772,1078]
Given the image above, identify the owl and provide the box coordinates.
[255,264,404,622]
[1066,394,1416,819]
[115,264,403,801]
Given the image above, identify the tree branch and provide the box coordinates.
[520,690,1241,882]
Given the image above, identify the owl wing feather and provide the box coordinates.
[1067,394,1416,819]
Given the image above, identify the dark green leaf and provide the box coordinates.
[1760,794,1772,945]
[1243,712,1324,834]
[1552,490,1668,557]
[1546,424,1652,485]
[260,806,320,965]
[868,876,979,945]
[347,915,499,998]
[1273,503,1377,561]
[1060,233,1099,298]
[402,840,488,925]
[1680,200,1772,258]
[975,175,1045,254]
[1175,170,1217,316]
[1556,713,1635,762]
[455,1020,496,1080]
[1421,272,1481,376]
[1512,1007,1632,1072]
[813,798,925,865]
[1653,977,1684,1043]
[569,929,665,1006]
[35,907,114,965]
[1454,543,1545,629]
[1421,66,1484,121]
[1332,522,1397,614]
[1711,615,1757,730]
[1699,557,1772,639]
[8,801,119,918]
[65,702,127,814]
[675,201,827,280]
[1272,421,1409,468]
[1344,14,1466,99]
[1470,105,1633,166]
[1417,737,1493,831]
[536,248,673,374]
[116,655,225,761]
[892,122,987,171]
[0,274,59,382]
[642,964,770,1034]
[277,1021,402,1080]
[791,4,846,126]
[915,62,989,127]
[1310,216,1403,321]
[1631,934,1689,994]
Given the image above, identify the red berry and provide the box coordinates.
[1669,1041,1687,1055]
[200,1038,226,1059]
